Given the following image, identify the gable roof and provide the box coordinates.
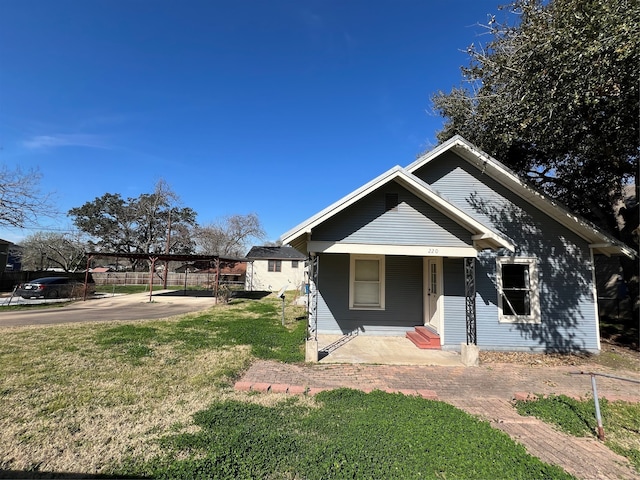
[280,165,515,252]
[406,135,635,258]
[246,245,307,260]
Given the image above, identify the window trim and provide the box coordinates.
[496,257,540,324]
[349,254,385,310]
[291,260,298,268]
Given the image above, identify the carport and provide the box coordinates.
[84,252,245,301]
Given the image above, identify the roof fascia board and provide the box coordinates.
[405,135,466,173]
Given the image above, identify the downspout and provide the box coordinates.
[589,248,602,351]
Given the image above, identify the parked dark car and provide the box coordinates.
[16,277,95,299]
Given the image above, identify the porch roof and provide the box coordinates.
[280,166,514,254]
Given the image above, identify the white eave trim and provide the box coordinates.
[590,243,636,258]
[307,241,478,258]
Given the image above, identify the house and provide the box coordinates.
[5,243,21,271]
[280,136,635,360]
[245,246,307,292]
[90,266,115,273]
[182,261,247,285]
[0,238,11,272]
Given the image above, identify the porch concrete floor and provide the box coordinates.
[316,334,462,366]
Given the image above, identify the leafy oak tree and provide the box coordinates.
[432,0,639,326]
[432,0,638,237]
[68,180,197,270]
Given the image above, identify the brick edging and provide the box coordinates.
[234,381,437,399]
[235,382,640,404]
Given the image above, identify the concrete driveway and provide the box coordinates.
[0,290,217,328]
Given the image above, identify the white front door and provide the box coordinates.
[424,257,442,330]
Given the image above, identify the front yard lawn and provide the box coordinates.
[0,295,573,479]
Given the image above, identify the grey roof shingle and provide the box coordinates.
[245,246,306,260]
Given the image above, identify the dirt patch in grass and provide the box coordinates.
[480,340,640,372]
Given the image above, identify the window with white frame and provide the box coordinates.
[291,260,299,268]
[496,257,540,323]
[350,254,385,310]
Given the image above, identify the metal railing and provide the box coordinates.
[570,371,640,440]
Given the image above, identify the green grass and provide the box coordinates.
[515,395,640,472]
[0,301,70,310]
[0,294,575,478]
[94,298,307,363]
[120,389,573,480]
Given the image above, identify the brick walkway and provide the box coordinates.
[236,361,640,480]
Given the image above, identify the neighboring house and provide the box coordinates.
[187,261,247,285]
[281,136,635,355]
[90,266,115,273]
[0,238,11,272]
[6,243,21,271]
[245,246,307,292]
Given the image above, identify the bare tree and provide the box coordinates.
[19,231,88,272]
[195,213,266,257]
[0,166,55,227]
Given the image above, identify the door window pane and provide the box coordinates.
[430,262,437,295]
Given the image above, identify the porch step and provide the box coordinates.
[406,326,441,349]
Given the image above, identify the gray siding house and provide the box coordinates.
[281,136,635,354]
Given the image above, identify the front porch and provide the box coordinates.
[315,334,462,366]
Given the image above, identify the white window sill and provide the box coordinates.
[499,316,541,324]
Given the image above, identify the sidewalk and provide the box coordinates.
[236,360,640,480]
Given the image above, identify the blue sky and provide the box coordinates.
[0,0,502,246]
